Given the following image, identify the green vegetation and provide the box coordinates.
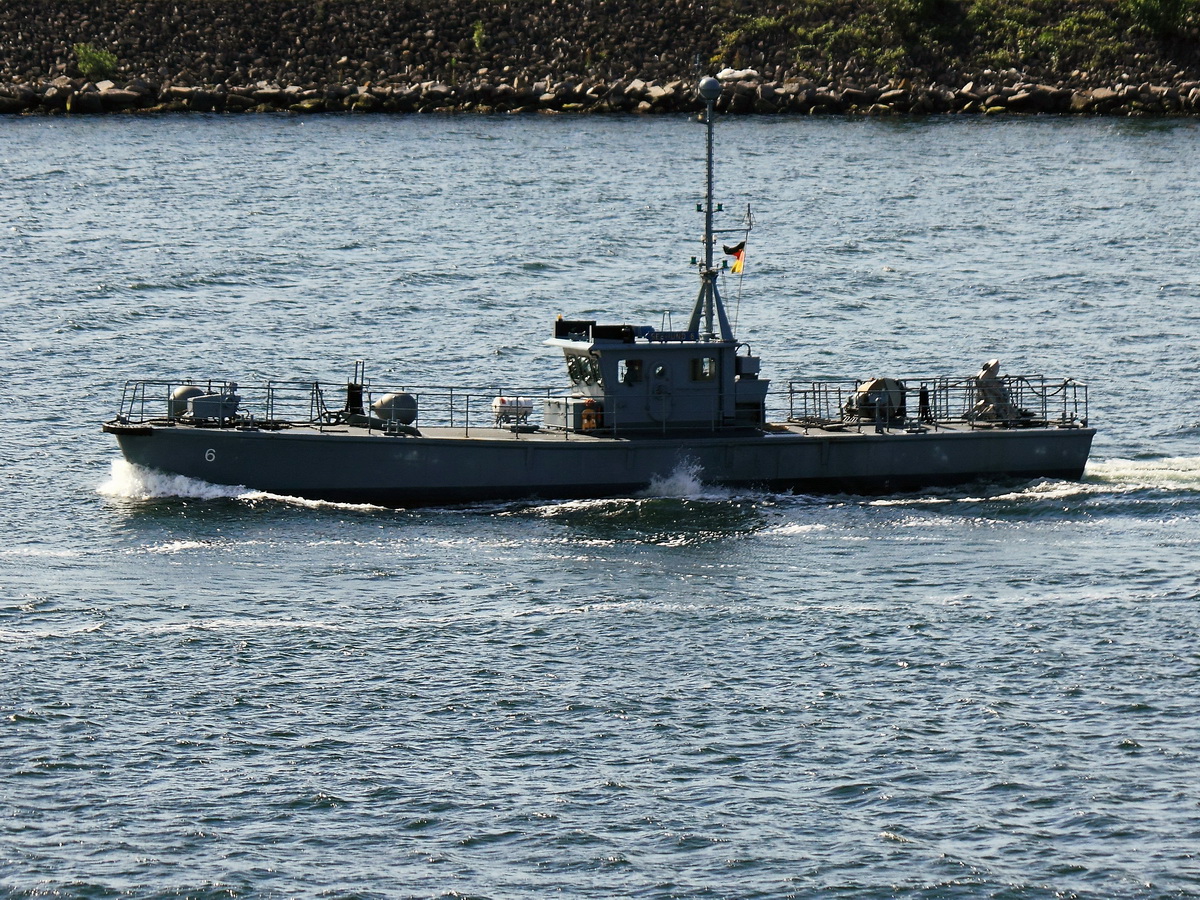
[715,0,1197,79]
[959,0,1126,70]
[472,19,487,52]
[797,14,906,72]
[1121,0,1199,33]
[73,42,118,80]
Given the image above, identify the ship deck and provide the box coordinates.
[107,374,1090,444]
[195,418,1085,443]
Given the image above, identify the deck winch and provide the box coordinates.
[845,377,907,426]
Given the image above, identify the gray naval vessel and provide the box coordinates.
[103,77,1093,506]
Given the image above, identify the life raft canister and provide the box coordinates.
[492,395,532,425]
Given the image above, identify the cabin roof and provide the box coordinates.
[547,319,736,352]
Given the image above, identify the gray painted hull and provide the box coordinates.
[108,422,1096,505]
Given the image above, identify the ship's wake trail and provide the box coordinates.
[1085,456,1200,492]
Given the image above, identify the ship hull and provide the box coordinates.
[106,422,1096,505]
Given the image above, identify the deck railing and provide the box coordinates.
[784,374,1088,430]
[113,379,566,435]
[113,372,1088,435]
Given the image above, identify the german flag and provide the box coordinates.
[723,241,745,274]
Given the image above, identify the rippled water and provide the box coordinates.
[2,114,1199,899]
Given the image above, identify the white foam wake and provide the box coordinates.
[241,491,388,512]
[99,459,250,501]
[638,459,732,500]
[98,460,386,511]
[866,456,1200,507]
[1085,456,1200,492]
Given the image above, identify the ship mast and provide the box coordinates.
[687,76,735,343]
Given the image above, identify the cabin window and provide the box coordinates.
[653,364,668,379]
[619,359,643,385]
[566,354,603,386]
[691,357,716,381]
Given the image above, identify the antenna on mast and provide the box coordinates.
[687,76,735,343]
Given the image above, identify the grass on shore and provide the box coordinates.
[716,0,1200,81]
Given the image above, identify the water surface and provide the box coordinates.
[2,113,1199,899]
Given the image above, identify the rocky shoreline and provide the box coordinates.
[4,72,1200,116]
[2,0,1198,117]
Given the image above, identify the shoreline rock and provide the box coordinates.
[3,73,1199,117]
[2,0,1197,118]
